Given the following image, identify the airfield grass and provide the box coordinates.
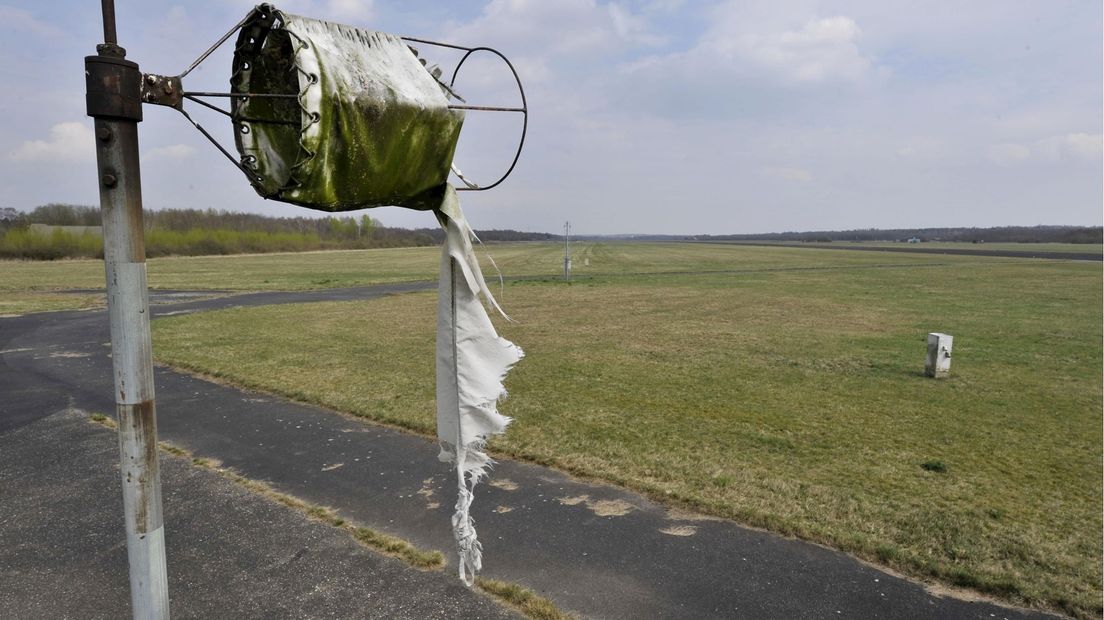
[0,291,104,315]
[797,241,1103,255]
[3,240,1093,315]
[149,243,1102,617]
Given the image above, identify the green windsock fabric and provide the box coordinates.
[231,4,464,211]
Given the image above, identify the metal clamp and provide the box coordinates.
[140,74,183,110]
[85,54,143,121]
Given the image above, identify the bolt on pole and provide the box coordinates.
[86,1,170,617]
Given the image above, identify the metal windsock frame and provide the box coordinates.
[86,2,526,616]
[141,3,528,209]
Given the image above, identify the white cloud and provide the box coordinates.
[760,166,812,182]
[739,17,873,83]
[448,0,657,58]
[986,143,1031,165]
[608,3,664,45]
[1036,133,1103,162]
[8,122,94,163]
[244,0,374,23]
[896,138,942,159]
[326,0,374,22]
[626,10,879,95]
[989,142,1028,164]
[145,144,196,160]
[986,134,1101,166]
[0,6,64,38]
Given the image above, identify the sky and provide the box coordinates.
[0,0,1100,235]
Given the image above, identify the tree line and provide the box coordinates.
[0,204,554,260]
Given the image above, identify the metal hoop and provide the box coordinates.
[402,38,528,192]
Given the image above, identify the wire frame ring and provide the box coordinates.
[402,38,529,192]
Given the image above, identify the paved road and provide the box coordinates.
[689,241,1102,261]
[0,408,516,619]
[0,285,1055,619]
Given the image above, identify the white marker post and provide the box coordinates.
[925,333,953,378]
[563,221,572,281]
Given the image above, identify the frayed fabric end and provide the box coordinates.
[453,468,483,586]
[439,442,493,586]
[435,185,523,584]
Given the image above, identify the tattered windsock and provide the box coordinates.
[230,8,466,211]
[155,3,528,584]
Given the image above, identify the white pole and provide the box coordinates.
[87,2,170,616]
[563,221,571,281]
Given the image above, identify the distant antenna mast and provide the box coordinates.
[563,221,571,281]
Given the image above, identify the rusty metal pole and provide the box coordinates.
[85,1,170,617]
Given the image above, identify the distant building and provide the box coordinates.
[907,237,921,243]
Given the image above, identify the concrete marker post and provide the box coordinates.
[925,332,953,378]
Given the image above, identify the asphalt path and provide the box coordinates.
[689,241,1102,261]
[0,284,1055,619]
[0,408,517,619]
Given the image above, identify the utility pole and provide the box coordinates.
[86,1,170,617]
[563,220,571,281]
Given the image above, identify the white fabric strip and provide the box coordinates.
[434,185,524,585]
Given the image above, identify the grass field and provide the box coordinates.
[147,242,1103,617]
[2,240,1098,315]
[793,241,1103,255]
[0,246,441,315]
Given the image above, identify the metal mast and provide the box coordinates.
[563,221,571,281]
[85,1,170,617]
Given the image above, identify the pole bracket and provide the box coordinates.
[140,73,184,110]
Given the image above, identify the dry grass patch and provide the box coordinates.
[476,578,575,620]
[152,245,1102,617]
[0,291,103,315]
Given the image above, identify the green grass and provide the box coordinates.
[795,241,1103,255]
[150,242,1102,617]
[0,246,441,314]
[0,240,973,315]
[0,291,104,315]
[0,240,956,293]
[1,240,1096,305]
[476,578,575,620]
